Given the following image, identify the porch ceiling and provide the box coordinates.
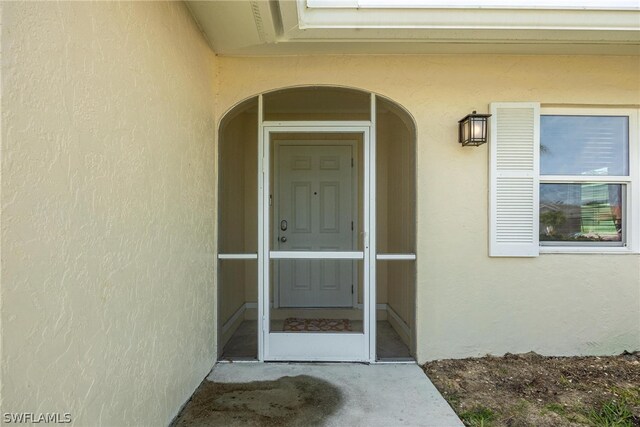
[185,0,640,56]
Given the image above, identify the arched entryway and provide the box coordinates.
[217,86,416,362]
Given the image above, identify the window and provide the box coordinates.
[539,111,633,249]
[489,104,638,257]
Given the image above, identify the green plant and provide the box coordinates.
[587,399,634,427]
[544,403,567,415]
[443,392,462,408]
[610,386,640,406]
[558,375,572,387]
[502,399,529,424]
[460,406,496,427]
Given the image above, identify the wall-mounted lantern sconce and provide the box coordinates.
[458,111,492,147]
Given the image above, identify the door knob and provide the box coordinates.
[280,236,287,243]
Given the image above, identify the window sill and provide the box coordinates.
[540,246,637,254]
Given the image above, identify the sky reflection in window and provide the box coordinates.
[540,115,628,176]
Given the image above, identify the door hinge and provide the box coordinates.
[351,221,354,231]
[269,194,272,206]
[351,284,354,295]
[351,158,354,167]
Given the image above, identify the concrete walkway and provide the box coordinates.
[201,362,463,427]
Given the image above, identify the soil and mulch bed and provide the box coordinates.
[423,351,640,427]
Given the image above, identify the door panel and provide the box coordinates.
[292,183,311,232]
[276,144,354,307]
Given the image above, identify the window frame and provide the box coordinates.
[539,107,639,254]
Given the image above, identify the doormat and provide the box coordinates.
[283,318,352,332]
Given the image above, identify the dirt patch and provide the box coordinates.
[171,375,342,427]
[423,351,640,427]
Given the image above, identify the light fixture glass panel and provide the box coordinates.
[471,117,485,141]
[462,120,471,142]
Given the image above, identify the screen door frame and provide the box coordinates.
[257,96,377,362]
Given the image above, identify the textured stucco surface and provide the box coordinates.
[1,2,216,425]
[216,55,640,363]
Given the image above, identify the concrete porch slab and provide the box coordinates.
[188,362,463,427]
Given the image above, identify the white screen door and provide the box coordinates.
[260,125,373,362]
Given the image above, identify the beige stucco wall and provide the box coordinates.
[216,55,640,363]
[1,2,216,425]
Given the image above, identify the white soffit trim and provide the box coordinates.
[295,0,640,31]
[307,0,640,11]
[186,1,277,52]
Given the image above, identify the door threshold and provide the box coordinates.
[217,358,260,364]
[372,359,417,365]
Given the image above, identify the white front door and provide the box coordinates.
[275,143,355,308]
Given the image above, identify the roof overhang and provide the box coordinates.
[186,0,640,55]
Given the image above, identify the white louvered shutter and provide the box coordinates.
[489,102,540,257]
